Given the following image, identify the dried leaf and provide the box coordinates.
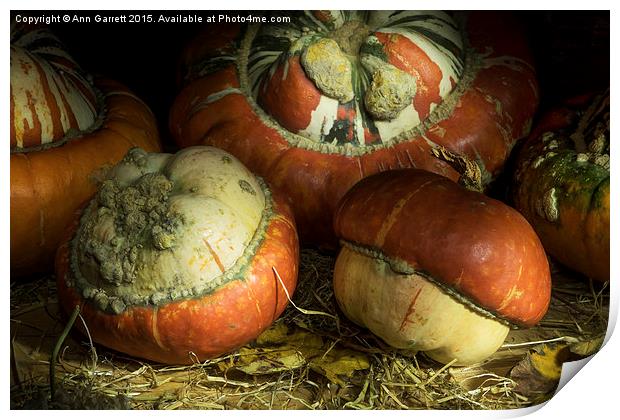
[309,349,370,386]
[254,322,289,344]
[236,347,307,374]
[529,344,569,380]
[232,322,369,383]
[510,343,571,397]
[569,335,604,357]
[256,321,323,349]
[234,322,323,375]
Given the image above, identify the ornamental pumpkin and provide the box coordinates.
[10,24,161,277]
[170,11,539,247]
[56,146,299,364]
[333,169,551,366]
[512,91,610,282]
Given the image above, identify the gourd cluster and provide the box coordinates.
[10,12,609,366]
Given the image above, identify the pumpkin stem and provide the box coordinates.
[50,305,80,403]
[430,144,483,192]
[570,90,609,154]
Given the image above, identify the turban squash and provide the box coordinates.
[10,24,161,277]
[333,169,551,366]
[170,10,539,246]
[56,146,299,364]
[512,90,610,282]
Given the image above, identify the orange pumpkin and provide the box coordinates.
[170,11,539,247]
[512,91,609,282]
[333,169,551,365]
[56,147,298,364]
[10,24,161,277]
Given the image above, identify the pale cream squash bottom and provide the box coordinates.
[333,246,509,366]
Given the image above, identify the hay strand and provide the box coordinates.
[50,305,80,402]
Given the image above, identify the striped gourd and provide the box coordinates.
[171,11,539,246]
[10,24,99,149]
[10,24,161,277]
[247,11,464,146]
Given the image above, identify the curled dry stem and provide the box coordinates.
[430,144,483,192]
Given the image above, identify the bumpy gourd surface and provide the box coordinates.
[214,11,465,148]
[70,147,266,314]
[170,11,539,249]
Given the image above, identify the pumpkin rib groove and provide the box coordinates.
[585,176,610,214]
[27,155,49,249]
[105,89,156,120]
[101,123,141,152]
[273,211,298,233]
[59,144,76,192]
[512,90,609,282]
[242,279,267,332]
[150,307,168,352]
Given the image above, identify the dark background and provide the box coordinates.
[12,10,611,153]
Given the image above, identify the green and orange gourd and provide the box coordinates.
[512,91,610,282]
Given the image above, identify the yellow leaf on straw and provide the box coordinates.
[256,322,324,350]
[511,343,571,397]
[529,344,569,380]
[236,347,307,374]
[234,322,323,375]
[231,322,369,384]
[309,349,370,386]
[254,322,290,344]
